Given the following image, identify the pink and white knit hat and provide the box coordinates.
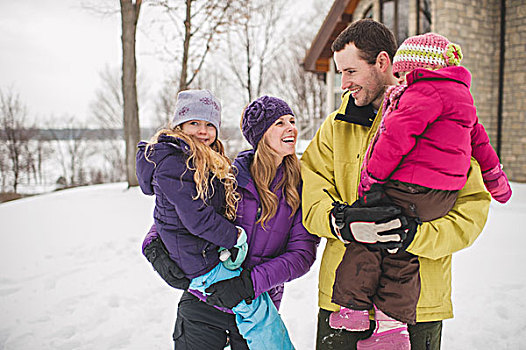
[392,33,463,74]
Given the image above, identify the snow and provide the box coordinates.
[1,182,525,349]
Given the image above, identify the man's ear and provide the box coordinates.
[376,51,391,72]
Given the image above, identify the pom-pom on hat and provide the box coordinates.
[172,89,221,132]
[393,33,463,74]
[241,96,294,148]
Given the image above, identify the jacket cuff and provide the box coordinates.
[142,224,159,253]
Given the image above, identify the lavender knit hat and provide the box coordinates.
[172,89,221,132]
[241,96,294,148]
[393,33,463,74]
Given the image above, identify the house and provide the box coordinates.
[303,0,526,181]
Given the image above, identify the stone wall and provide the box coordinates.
[327,0,525,180]
[502,0,526,181]
[433,0,500,137]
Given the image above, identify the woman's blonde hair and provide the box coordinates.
[250,134,301,227]
[145,125,239,221]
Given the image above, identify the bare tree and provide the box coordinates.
[0,89,34,193]
[80,1,140,187]
[120,0,142,187]
[90,65,124,129]
[270,36,326,140]
[89,66,128,183]
[153,75,178,128]
[148,0,239,91]
[32,137,53,186]
[256,2,329,140]
[48,117,92,187]
[90,65,147,128]
[223,0,285,104]
[0,148,8,192]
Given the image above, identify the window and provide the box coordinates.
[380,0,409,45]
[417,0,432,34]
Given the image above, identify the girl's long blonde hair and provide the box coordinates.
[145,126,239,221]
[250,135,301,227]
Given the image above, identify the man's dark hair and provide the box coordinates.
[331,19,397,65]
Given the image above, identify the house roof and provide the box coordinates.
[303,0,359,73]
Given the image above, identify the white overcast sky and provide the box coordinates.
[0,0,163,126]
[0,0,325,128]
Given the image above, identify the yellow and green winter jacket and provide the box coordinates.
[300,91,490,322]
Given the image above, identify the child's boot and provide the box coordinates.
[329,307,370,331]
[356,306,410,350]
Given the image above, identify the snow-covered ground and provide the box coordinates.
[0,182,525,349]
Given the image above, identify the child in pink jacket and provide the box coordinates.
[330,33,512,348]
[359,33,512,209]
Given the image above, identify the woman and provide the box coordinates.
[141,95,319,349]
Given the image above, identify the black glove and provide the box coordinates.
[205,268,255,309]
[398,215,420,251]
[324,189,406,250]
[358,183,393,207]
[143,238,190,290]
[359,184,422,252]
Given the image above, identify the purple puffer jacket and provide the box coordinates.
[233,150,320,309]
[143,149,319,310]
[136,135,238,279]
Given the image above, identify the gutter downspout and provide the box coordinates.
[496,0,506,157]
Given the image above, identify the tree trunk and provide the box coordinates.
[179,0,192,91]
[120,0,141,187]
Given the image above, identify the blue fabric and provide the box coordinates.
[218,227,248,270]
[233,294,294,350]
[190,264,294,350]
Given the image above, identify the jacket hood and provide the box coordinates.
[135,135,190,195]
[233,149,255,188]
[407,66,471,88]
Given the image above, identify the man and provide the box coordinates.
[300,19,490,349]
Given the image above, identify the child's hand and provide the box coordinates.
[220,226,248,270]
[482,164,512,203]
[358,170,383,197]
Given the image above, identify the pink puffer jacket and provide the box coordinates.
[367,66,486,190]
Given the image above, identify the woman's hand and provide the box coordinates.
[205,269,255,309]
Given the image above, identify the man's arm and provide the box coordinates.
[300,116,337,239]
[407,158,490,259]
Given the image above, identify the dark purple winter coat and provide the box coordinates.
[136,135,238,279]
[143,149,319,310]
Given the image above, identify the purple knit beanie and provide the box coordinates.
[393,33,463,74]
[241,96,294,148]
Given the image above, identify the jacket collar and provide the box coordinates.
[406,66,471,88]
[334,91,377,127]
[233,150,254,188]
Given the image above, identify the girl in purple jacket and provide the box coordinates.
[139,94,319,349]
[329,33,512,348]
